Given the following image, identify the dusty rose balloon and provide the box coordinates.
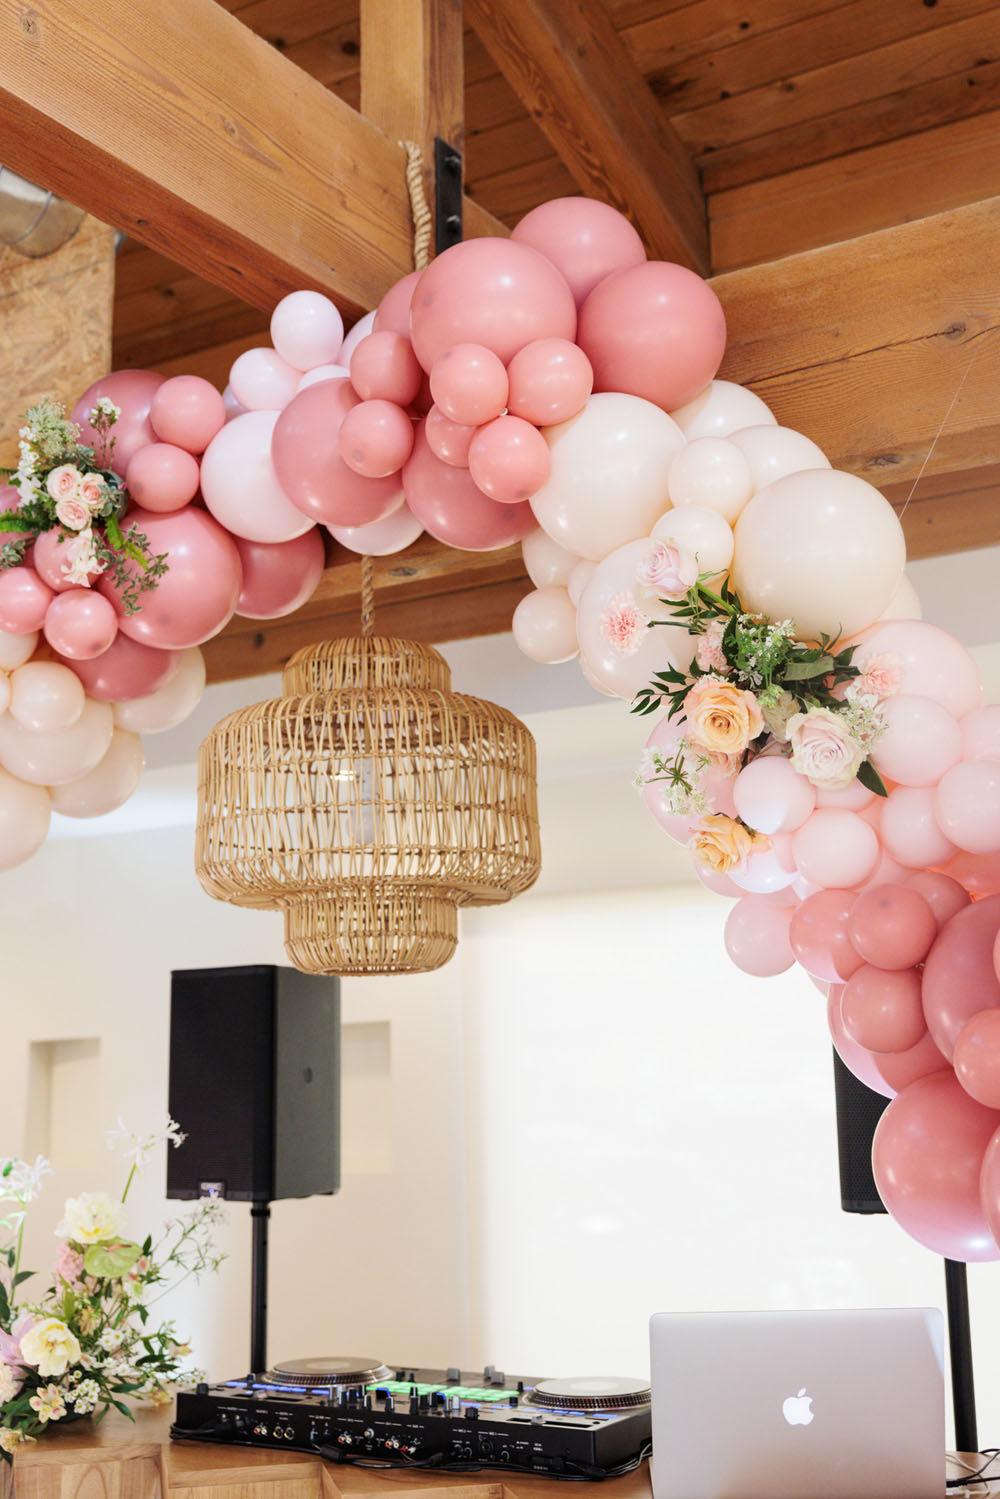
[667,437,754,524]
[522,529,578,589]
[903,871,971,931]
[0,766,50,871]
[32,529,102,593]
[0,628,38,671]
[409,238,577,371]
[201,410,315,543]
[328,502,421,557]
[349,331,423,406]
[69,632,179,702]
[733,755,815,835]
[271,380,403,528]
[295,363,351,392]
[113,647,206,735]
[150,376,226,454]
[827,985,894,1097]
[235,528,326,619]
[72,370,166,478]
[0,567,54,634]
[229,347,302,411]
[270,289,344,371]
[577,261,726,412]
[953,1010,1000,1110]
[961,705,1000,761]
[921,894,1000,1059]
[934,759,1000,854]
[424,406,477,468]
[125,442,200,514]
[879,784,958,869]
[512,587,578,664]
[873,1070,1000,1261]
[101,507,242,650]
[402,426,535,552]
[847,883,936,971]
[724,896,795,976]
[469,416,551,504]
[789,888,863,982]
[841,964,925,1053]
[373,270,422,336]
[430,343,509,428]
[0,696,113,786]
[877,1029,950,1094]
[851,619,982,720]
[9,661,85,732]
[511,196,646,307]
[728,425,831,490]
[506,338,594,426]
[49,727,144,819]
[791,807,880,889]
[943,850,1000,898]
[339,311,376,366]
[337,400,414,478]
[576,538,697,701]
[43,590,118,661]
[672,380,777,440]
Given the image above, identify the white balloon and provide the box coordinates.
[729,424,830,490]
[651,505,734,581]
[9,662,85,732]
[229,347,301,412]
[328,500,421,556]
[671,380,777,440]
[222,384,247,421]
[270,290,345,372]
[113,647,206,734]
[50,729,145,819]
[0,766,50,870]
[0,628,39,671]
[295,363,351,393]
[567,559,596,607]
[522,528,579,588]
[576,538,696,701]
[667,437,754,523]
[512,587,579,664]
[201,410,314,544]
[0,697,112,786]
[338,310,377,368]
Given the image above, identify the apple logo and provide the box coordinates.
[782,1389,815,1426]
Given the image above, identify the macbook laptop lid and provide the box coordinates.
[649,1308,945,1499]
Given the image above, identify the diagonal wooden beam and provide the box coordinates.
[464,0,709,274]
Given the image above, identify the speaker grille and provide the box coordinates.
[832,1049,889,1214]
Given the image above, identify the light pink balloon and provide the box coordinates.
[873,1071,1000,1261]
[271,380,403,529]
[934,759,1000,854]
[641,712,736,841]
[328,502,422,557]
[0,697,113,787]
[858,847,910,892]
[69,632,180,702]
[921,894,1000,1059]
[235,528,326,619]
[72,370,166,477]
[49,727,144,819]
[295,363,350,392]
[0,567,54,633]
[125,443,200,513]
[903,871,971,930]
[961,705,1000,761]
[827,985,894,1097]
[791,807,880,889]
[201,410,315,543]
[506,338,594,426]
[511,587,578,664]
[223,384,246,420]
[879,784,958,868]
[229,347,302,411]
[150,376,226,454]
[373,270,422,336]
[733,755,815,835]
[270,290,344,372]
[576,538,697,702]
[816,780,875,812]
[337,400,414,478]
[430,344,509,427]
[789,888,863,982]
[409,238,577,371]
[577,261,726,412]
[695,862,743,898]
[43,590,118,660]
[870,694,962,787]
[954,1010,1000,1110]
[424,406,476,467]
[846,882,936,970]
[469,416,552,504]
[401,425,535,551]
[851,619,982,719]
[9,662,85,732]
[113,647,206,735]
[511,196,646,307]
[100,507,242,650]
[729,833,797,893]
[841,965,926,1053]
[724,896,795,976]
[338,310,376,366]
[349,331,423,406]
[32,529,101,593]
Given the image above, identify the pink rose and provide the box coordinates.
[635,539,698,602]
[55,496,90,531]
[855,650,903,701]
[600,593,649,655]
[77,475,106,512]
[45,465,81,502]
[695,618,729,675]
[54,1243,86,1286]
[787,706,864,789]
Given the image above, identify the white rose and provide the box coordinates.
[19,1318,81,1378]
[57,1191,127,1244]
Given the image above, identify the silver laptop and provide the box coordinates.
[649,1308,945,1499]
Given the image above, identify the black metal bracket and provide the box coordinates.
[434,137,463,252]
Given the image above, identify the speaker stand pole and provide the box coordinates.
[944,1258,978,1453]
[250,1201,271,1374]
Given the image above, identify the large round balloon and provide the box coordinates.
[921,895,1000,1059]
[201,410,315,542]
[234,529,326,619]
[270,379,403,528]
[732,469,906,641]
[576,538,697,700]
[113,647,206,734]
[69,632,180,702]
[849,619,982,719]
[100,507,243,649]
[0,697,113,786]
[49,728,144,819]
[0,766,51,871]
[511,196,646,307]
[72,370,166,478]
[672,380,777,441]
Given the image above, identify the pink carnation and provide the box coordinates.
[855,650,903,701]
[695,618,729,674]
[600,594,649,655]
[55,496,90,531]
[54,1243,86,1287]
[635,539,698,602]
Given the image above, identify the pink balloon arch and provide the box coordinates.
[1,194,998,1263]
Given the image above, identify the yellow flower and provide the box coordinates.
[690,814,761,874]
[685,678,764,756]
[57,1191,126,1245]
[19,1318,81,1378]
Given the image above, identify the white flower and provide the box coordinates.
[107,1116,187,1173]
[57,1191,127,1245]
[98,1327,122,1352]
[20,1318,81,1378]
[62,527,103,586]
[28,1382,68,1423]
[70,1377,99,1414]
[0,1155,52,1207]
[0,1426,35,1453]
[92,398,121,421]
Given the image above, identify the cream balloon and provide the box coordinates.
[667,437,753,524]
[728,425,831,490]
[671,380,777,440]
[876,572,922,622]
[49,728,144,818]
[512,587,579,664]
[732,469,905,640]
[0,628,39,671]
[9,661,85,732]
[0,696,112,786]
[531,393,682,562]
[567,559,596,607]
[0,670,7,717]
[576,537,696,700]
[0,766,50,870]
[113,647,206,734]
[521,528,579,588]
[651,504,734,581]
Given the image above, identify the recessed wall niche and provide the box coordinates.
[24,1038,101,1169]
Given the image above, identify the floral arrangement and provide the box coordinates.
[0,399,167,613]
[0,1118,223,1459]
[625,539,891,875]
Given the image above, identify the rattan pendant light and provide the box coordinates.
[195,559,541,975]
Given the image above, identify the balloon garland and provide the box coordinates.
[2,195,1000,1263]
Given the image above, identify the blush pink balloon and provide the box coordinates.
[934,759,1000,854]
[72,370,166,477]
[200,410,314,543]
[43,590,118,660]
[271,380,403,528]
[851,619,982,720]
[295,364,350,393]
[789,888,863,982]
[425,406,476,467]
[69,632,179,702]
[846,883,937,970]
[349,331,423,406]
[729,834,797,894]
[512,196,646,307]
[150,376,226,454]
[229,347,302,412]
[942,850,1000,897]
[921,894,1000,1059]
[641,712,736,843]
[468,416,552,504]
[961,705,1000,761]
[373,269,423,335]
[430,344,509,427]
[816,780,875,812]
[879,784,958,869]
[903,871,971,930]
[511,586,578,665]
[872,1070,1000,1261]
[506,338,594,426]
[733,755,816,835]
[328,502,423,557]
[695,862,742,898]
[338,311,375,366]
[125,443,200,513]
[870,694,962,787]
[954,1010,1000,1110]
[724,896,795,977]
[577,261,727,412]
[270,289,344,371]
[0,567,54,633]
[827,986,894,1097]
[791,807,880,889]
[401,425,535,552]
[337,400,414,478]
[100,507,242,649]
[32,529,101,592]
[235,528,326,619]
[841,965,926,1053]
[409,238,577,371]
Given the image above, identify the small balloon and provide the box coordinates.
[9,661,85,732]
[270,290,344,371]
[511,587,578,664]
[113,647,206,735]
[43,590,118,661]
[469,416,552,504]
[150,375,226,454]
[49,727,144,819]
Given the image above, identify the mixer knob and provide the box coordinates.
[384,1394,394,1413]
[447,1368,461,1383]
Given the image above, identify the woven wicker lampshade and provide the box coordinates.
[195,634,541,976]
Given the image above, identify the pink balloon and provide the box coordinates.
[43,590,118,660]
[733,755,815,835]
[328,502,423,557]
[871,694,962,787]
[791,807,880,889]
[235,528,326,619]
[876,1029,950,1094]
[981,1128,1000,1252]
[401,425,535,551]
[641,712,735,843]
[942,849,1000,897]
[934,758,1000,854]
[271,380,403,528]
[879,784,958,869]
[921,894,1000,1059]
[270,290,344,371]
[125,442,200,513]
[827,986,894,1098]
[469,416,552,504]
[32,529,101,593]
[846,883,936,970]
[229,347,301,411]
[816,780,875,812]
[409,238,577,371]
[873,1070,1000,1261]
[430,344,509,427]
[0,567,54,633]
[724,896,795,976]
[903,871,971,930]
[69,632,179,702]
[506,338,594,427]
[349,331,423,406]
[150,376,226,454]
[961,705,1000,761]
[954,1010,1000,1110]
[789,889,863,982]
[72,370,166,477]
[373,269,423,335]
[425,406,476,467]
[850,619,982,720]
[337,400,414,478]
[200,410,314,543]
[577,261,726,412]
[100,506,242,649]
[695,862,742,898]
[512,196,646,308]
[841,965,926,1053]
[728,833,797,894]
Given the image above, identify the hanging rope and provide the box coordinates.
[361,553,375,637]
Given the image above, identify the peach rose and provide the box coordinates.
[690,814,758,874]
[54,496,90,531]
[77,475,106,512]
[45,464,81,502]
[685,676,764,755]
[787,706,864,789]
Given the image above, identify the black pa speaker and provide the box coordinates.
[832,1048,890,1214]
[167,965,340,1203]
